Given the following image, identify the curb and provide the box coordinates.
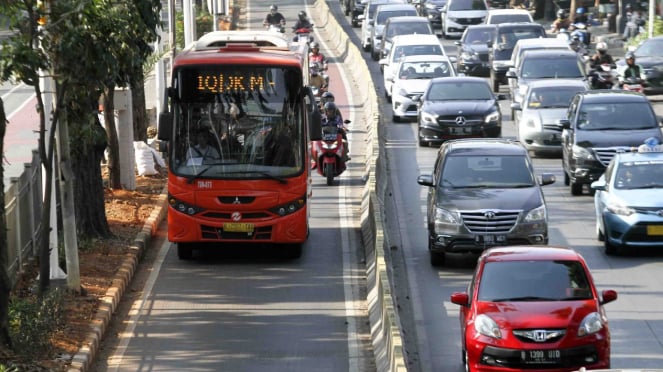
[67,186,169,372]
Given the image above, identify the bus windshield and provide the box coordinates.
[169,65,306,180]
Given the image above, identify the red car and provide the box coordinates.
[451,246,618,372]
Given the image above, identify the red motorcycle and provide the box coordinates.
[312,122,350,185]
[621,76,644,93]
[293,27,314,45]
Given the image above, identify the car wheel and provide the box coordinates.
[371,50,379,61]
[177,243,193,260]
[563,170,570,186]
[393,114,400,122]
[604,238,618,256]
[352,19,359,27]
[344,5,350,16]
[362,42,370,52]
[491,72,500,93]
[283,243,303,259]
[429,237,445,266]
[596,219,605,241]
[570,180,583,196]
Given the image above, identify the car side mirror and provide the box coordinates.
[539,173,556,186]
[511,102,522,111]
[378,58,388,66]
[450,292,469,306]
[506,70,517,78]
[440,5,446,12]
[487,41,493,48]
[368,20,374,25]
[591,179,606,191]
[601,289,618,305]
[448,56,457,63]
[454,40,461,46]
[417,174,434,187]
[557,118,571,129]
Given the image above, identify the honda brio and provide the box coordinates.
[451,246,618,371]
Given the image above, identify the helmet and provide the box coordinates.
[324,102,337,114]
[557,9,567,19]
[320,91,335,105]
[576,7,586,14]
[270,4,277,11]
[625,4,632,11]
[625,51,636,62]
[596,42,607,52]
[298,11,307,20]
[310,41,320,50]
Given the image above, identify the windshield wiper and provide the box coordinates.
[632,184,663,189]
[187,167,212,184]
[223,170,288,184]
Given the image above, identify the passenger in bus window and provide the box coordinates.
[186,128,221,165]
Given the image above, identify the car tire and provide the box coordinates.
[563,171,570,186]
[371,50,379,61]
[570,180,583,195]
[429,237,445,266]
[604,238,618,256]
[491,72,500,93]
[283,243,303,259]
[352,19,359,28]
[362,42,370,52]
[393,114,400,122]
[596,219,605,241]
[344,4,350,16]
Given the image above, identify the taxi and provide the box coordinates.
[591,138,663,255]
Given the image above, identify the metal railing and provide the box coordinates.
[4,149,43,288]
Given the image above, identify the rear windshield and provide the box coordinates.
[463,28,496,44]
[448,0,487,11]
[478,260,592,302]
[387,22,432,38]
[520,56,583,78]
[376,9,417,24]
[488,14,532,24]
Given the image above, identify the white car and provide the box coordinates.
[389,55,456,122]
[441,0,488,38]
[360,0,406,52]
[510,79,588,156]
[484,8,533,24]
[379,33,447,97]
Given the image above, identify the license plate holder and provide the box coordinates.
[223,222,255,233]
[521,349,561,364]
[646,225,663,236]
[475,235,506,245]
[450,127,472,135]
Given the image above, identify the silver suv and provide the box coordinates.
[417,138,555,266]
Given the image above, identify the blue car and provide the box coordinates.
[591,141,663,255]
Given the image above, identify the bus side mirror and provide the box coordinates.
[158,112,172,141]
[309,109,322,141]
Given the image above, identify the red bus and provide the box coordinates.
[158,39,322,259]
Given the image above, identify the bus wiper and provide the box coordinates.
[223,171,288,185]
[187,167,212,184]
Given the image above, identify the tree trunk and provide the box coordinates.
[132,75,148,142]
[103,87,122,190]
[70,93,111,238]
[0,97,13,350]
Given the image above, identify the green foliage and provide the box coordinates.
[175,9,214,49]
[625,17,663,49]
[8,288,66,359]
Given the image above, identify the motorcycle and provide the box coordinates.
[265,19,286,33]
[571,22,591,47]
[589,64,616,89]
[312,121,350,185]
[292,26,314,45]
[620,76,645,93]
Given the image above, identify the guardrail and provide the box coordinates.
[3,150,43,288]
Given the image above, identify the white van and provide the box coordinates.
[441,0,488,39]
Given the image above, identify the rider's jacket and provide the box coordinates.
[264,12,285,25]
[623,64,644,80]
[590,53,615,69]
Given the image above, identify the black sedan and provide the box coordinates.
[417,0,447,30]
[417,77,507,147]
[616,36,663,95]
[454,24,496,77]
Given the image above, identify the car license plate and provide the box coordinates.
[475,235,506,245]
[646,225,663,236]
[521,349,561,364]
[223,222,254,233]
[450,127,472,135]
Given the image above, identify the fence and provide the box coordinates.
[4,149,43,288]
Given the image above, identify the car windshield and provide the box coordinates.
[376,10,416,24]
[576,102,658,130]
[463,28,495,44]
[426,81,493,101]
[478,260,593,302]
[489,14,531,24]
[520,57,584,78]
[448,0,486,11]
[439,155,535,188]
[614,161,663,189]
[399,60,453,79]
[635,39,663,57]
[496,28,545,49]
[526,86,583,109]
[391,44,444,62]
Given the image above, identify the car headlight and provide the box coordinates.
[475,314,502,339]
[606,201,635,216]
[449,17,458,22]
[484,110,500,123]
[420,110,438,124]
[524,204,546,222]
[577,312,604,337]
[524,117,541,130]
[461,51,479,61]
[571,144,594,160]
[434,207,460,233]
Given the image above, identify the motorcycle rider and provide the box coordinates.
[309,62,327,93]
[322,102,349,161]
[551,9,571,33]
[589,42,615,89]
[620,51,644,87]
[319,91,343,119]
[293,11,312,30]
[263,4,286,29]
[309,42,328,72]
[573,6,588,24]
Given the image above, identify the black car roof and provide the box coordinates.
[578,90,650,103]
[443,139,527,156]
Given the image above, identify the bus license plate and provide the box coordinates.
[521,349,561,364]
[475,235,506,245]
[647,225,663,236]
[223,223,254,233]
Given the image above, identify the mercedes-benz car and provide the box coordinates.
[591,141,663,255]
[417,76,505,147]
